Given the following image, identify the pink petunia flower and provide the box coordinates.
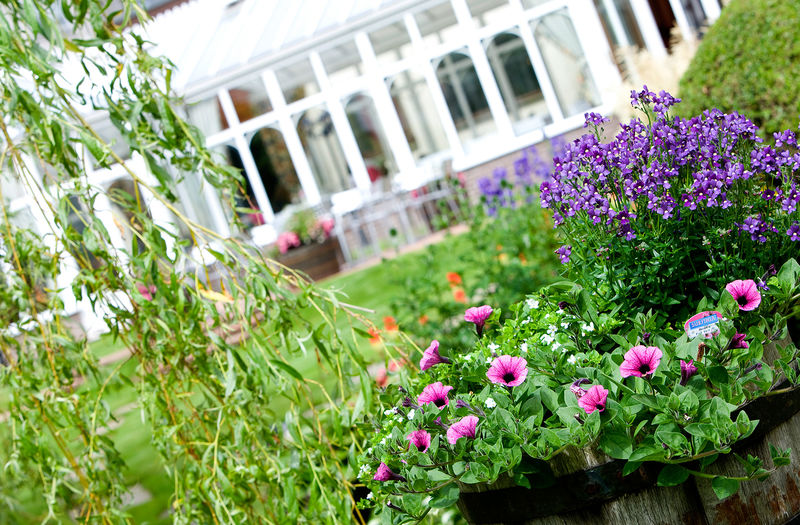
[486,355,528,387]
[406,430,432,452]
[680,359,698,386]
[446,415,479,445]
[619,345,662,378]
[373,462,406,482]
[418,382,454,409]
[420,340,451,371]
[730,333,749,349]
[277,231,301,254]
[136,283,157,301]
[464,305,493,337]
[577,385,608,414]
[725,279,761,311]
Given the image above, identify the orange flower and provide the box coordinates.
[368,327,381,344]
[453,288,467,304]
[518,253,527,264]
[418,314,429,326]
[446,272,462,286]
[383,316,399,331]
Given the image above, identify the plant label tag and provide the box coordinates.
[684,311,722,339]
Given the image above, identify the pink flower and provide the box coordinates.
[730,333,749,349]
[577,385,608,414]
[725,279,761,311]
[373,462,406,482]
[465,305,493,337]
[406,430,432,452]
[486,355,528,387]
[136,283,157,301]
[418,382,454,409]
[570,378,591,399]
[319,217,335,235]
[446,415,479,444]
[277,231,301,254]
[619,345,662,378]
[420,340,451,371]
[680,359,698,386]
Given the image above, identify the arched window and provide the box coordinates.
[533,11,601,117]
[485,32,551,135]
[344,94,397,183]
[387,70,449,161]
[249,127,302,215]
[435,50,497,148]
[296,107,353,195]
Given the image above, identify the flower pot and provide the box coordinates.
[275,236,343,282]
[457,376,800,524]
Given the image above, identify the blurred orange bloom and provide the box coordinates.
[453,288,467,303]
[518,253,527,264]
[383,316,399,331]
[368,327,381,344]
[418,314,429,325]
[446,272,462,286]
[375,366,388,387]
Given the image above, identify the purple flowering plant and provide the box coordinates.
[359,259,800,519]
[541,87,800,321]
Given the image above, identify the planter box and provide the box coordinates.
[275,236,343,282]
[458,364,800,524]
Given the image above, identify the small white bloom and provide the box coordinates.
[380,437,388,446]
[520,343,528,353]
[383,409,394,416]
[567,355,577,365]
[366,447,373,455]
[521,319,531,325]
[526,298,540,309]
[561,322,570,329]
[541,334,554,345]
[359,464,370,476]
[485,356,493,364]
[407,409,415,420]
[367,492,374,500]
[485,397,497,408]
[582,322,595,333]
[488,342,499,351]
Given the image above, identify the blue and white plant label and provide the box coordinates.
[684,311,722,339]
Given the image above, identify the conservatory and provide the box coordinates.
[2,0,722,333]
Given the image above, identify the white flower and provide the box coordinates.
[567,355,577,365]
[488,342,499,351]
[485,356,493,364]
[407,409,415,420]
[520,343,528,353]
[367,492,374,500]
[541,334,554,345]
[359,464,370,476]
[547,325,557,335]
[526,298,540,309]
[383,409,394,416]
[560,322,570,329]
[582,322,595,333]
[521,319,531,325]
[380,436,388,446]
[485,397,497,408]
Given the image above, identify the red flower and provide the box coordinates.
[446,272,462,286]
[418,314,429,326]
[453,288,467,303]
[383,316,399,331]
[368,327,381,345]
[375,367,388,387]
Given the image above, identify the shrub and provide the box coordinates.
[678,0,800,139]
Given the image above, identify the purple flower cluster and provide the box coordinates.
[541,87,800,251]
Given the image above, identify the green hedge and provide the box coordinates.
[679,0,800,138]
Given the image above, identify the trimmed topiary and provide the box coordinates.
[679,0,800,139]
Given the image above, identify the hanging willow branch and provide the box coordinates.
[0,2,411,523]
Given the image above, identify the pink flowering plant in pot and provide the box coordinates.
[541,87,800,324]
[274,208,335,254]
[357,260,800,521]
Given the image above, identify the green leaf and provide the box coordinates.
[657,465,690,486]
[598,429,632,459]
[711,476,740,500]
[622,460,643,476]
[429,484,460,508]
[270,359,304,382]
[707,366,729,385]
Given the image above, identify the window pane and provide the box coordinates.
[249,127,304,215]
[415,2,460,47]
[369,20,413,66]
[1,170,26,204]
[466,0,514,27]
[485,32,551,135]
[296,106,354,195]
[276,57,320,104]
[533,11,601,117]
[228,77,272,123]
[172,169,223,236]
[345,94,398,184]
[592,0,645,49]
[387,70,449,160]
[105,176,150,252]
[435,50,498,149]
[212,143,266,230]
[321,39,363,85]
[521,0,553,8]
[186,96,228,137]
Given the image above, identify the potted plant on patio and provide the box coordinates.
[273,208,343,281]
